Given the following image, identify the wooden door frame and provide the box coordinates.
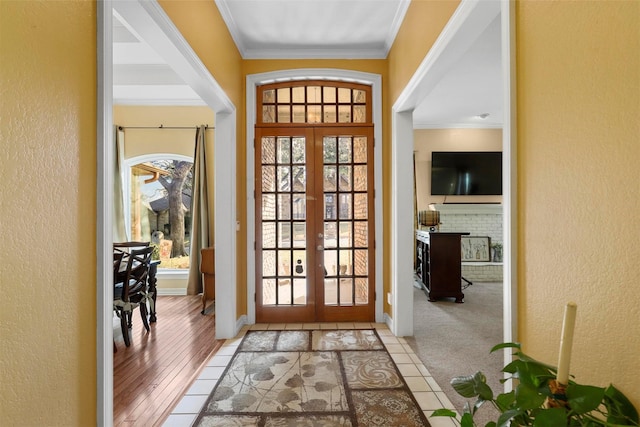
[246,70,384,325]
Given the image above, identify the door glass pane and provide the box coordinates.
[262,137,276,163]
[292,86,304,103]
[338,137,351,163]
[262,194,276,220]
[338,105,351,123]
[324,194,337,220]
[293,278,307,304]
[338,166,352,191]
[292,222,306,247]
[279,250,291,276]
[339,194,352,219]
[353,89,366,103]
[278,223,291,248]
[324,249,337,277]
[307,105,321,123]
[323,86,336,103]
[338,87,351,103]
[263,250,276,276]
[262,223,276,248]
[292,250,306,276]
[353,105,366,123]
[277,87,290,103]
[292,138,305,163]
[262,106,275,123]
[355,278,368,304]
[324,278,337,305]
[263,279,276,305]
[278,281,292,304]
[353,165,367,191]
[353,194,367,219]
[339,278,354,305]
[324,222,337,248]
[263,89,275,103]
[324,105,336,123]
[292,105,305,123]
[354,221,368,247]
[277,105,291,123]
[292,195,305,220]
[262,166,276,192]
[307,86,321,103]
[277,166,291,191]
[353,137,367,163]
[277,138,291,163]
[354,249,368,276]
[339,222,352,247]
[324,166,336,191]
[338,249,352,276]
[323,137,337,163]
[292,166,306,191]
[277,194,291,220]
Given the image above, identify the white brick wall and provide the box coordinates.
[436,204,503,282]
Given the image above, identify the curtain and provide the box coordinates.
[187,125,210,295]
[113,125,128,242]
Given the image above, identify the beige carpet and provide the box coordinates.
[404,281,504,425]
[194,329,431,426]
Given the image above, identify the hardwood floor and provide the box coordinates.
[113,295,223,426]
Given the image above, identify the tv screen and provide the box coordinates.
[431,151,502,195]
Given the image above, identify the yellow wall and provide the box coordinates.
[158,0,247,316]
[413,128,503,210]
[516,0,639,403]
[0,1,97,425]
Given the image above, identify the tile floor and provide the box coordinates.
[161,322,459,427]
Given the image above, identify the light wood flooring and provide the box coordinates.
[113,295,222,426]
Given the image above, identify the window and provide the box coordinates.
[126,154,193,270]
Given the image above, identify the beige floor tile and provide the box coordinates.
[412,391,445,410]
[380,335,400,344]
[250,323,269,330]
[353,322,372,329]
[405,376,431,392]
[337,322,355,329]
[319,323,338,329]
[267,323,286,330]
[384,343,407,354]
[416,363,431,376]
[397,363,422,377]
[436,391,455,408]
[390,353,414,364]
[425,376,443,392]
[284,323,303,330]
[302,323,320,329]
[409,353,423,364]
[206,355,232,367]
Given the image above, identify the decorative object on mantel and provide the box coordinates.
[432,302,639,427]
[490,242,503,263]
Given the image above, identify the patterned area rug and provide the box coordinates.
[194,329,431,426]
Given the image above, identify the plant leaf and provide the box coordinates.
[604,384,640,425]
[532,407,567,426]
[566,383,605,414]
[515,383,546,410]
[431,408,457,418]
[460,412,474,427]
[496,409,524,427]
[451,371,488,398]
[491,342,521,353]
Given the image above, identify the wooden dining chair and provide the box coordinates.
[113,246,154,347]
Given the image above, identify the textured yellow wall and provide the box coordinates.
[517,0,639,403]
[158,0,248,316]
[0,1,97,425]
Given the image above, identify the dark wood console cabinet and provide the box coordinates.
[415,231,468,303]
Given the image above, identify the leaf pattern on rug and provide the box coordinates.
[195,330,429,427]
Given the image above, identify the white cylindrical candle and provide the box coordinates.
[556,302,578,385]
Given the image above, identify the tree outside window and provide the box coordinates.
[129,158,193,269]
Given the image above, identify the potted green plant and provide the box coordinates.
[432,342,638,427]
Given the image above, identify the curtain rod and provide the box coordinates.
[118,125,213,130]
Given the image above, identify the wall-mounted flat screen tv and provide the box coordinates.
[431,151,502,195]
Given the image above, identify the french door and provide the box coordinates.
[255,126,375,323]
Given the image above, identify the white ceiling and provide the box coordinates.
[112,0,502,128]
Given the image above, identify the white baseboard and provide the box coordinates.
[156,288,187,296]
[235,315,248,337]
[384,312,394,334]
